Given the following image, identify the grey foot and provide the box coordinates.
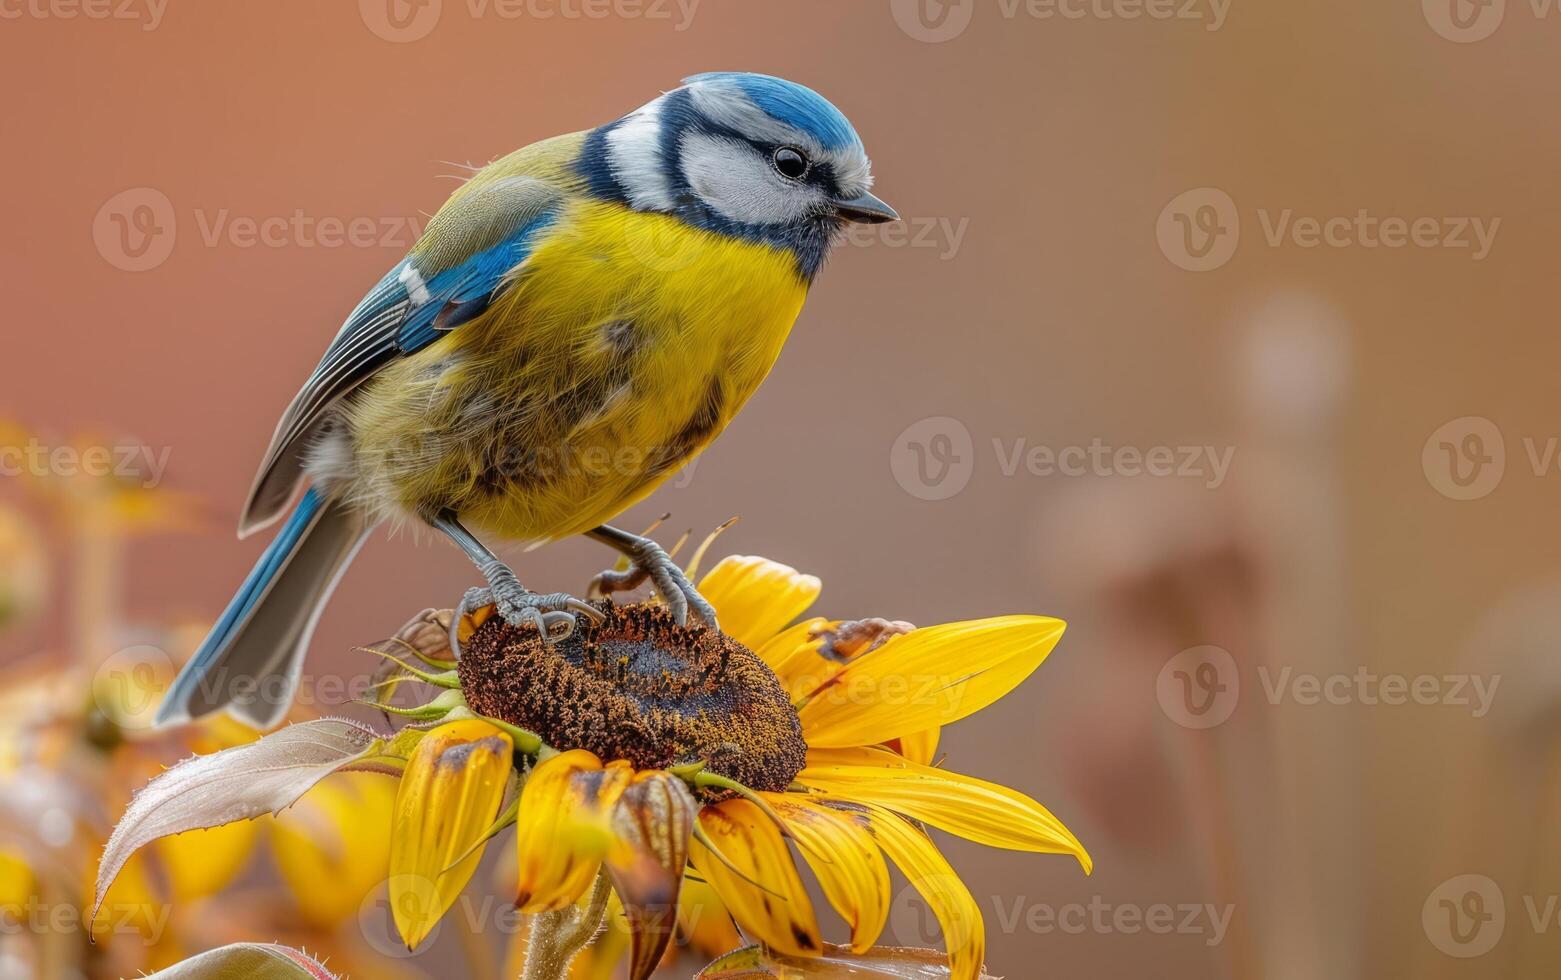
[591,539,719,629]
[457,575,603,644]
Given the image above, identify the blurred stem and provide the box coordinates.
[520,872,611,980]
[73,487,122,667]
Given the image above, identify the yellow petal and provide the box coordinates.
[389,718,513,949]
[772,619,916,703]
[677,875,743,958]
[754,616,835,682]
[764,793,891,953]
[272,771,396,927]
[0,848,31,917]
[801,746,1090,872]
[860,804,985,980]
[91,849,165,941]
[515,750,632,913]
[895,728,941,766]
[689,798,821,957]
[152,819,259,903]
[797,616,1065,748]
[696,556,822,650]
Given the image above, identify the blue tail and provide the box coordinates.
[156,488,370,730]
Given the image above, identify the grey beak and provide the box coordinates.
[833,191,899,224]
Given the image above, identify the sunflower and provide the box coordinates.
[98,550,1089,980]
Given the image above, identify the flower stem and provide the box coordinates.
[519,872,612,980]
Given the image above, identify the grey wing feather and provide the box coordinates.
[237,176,566,536]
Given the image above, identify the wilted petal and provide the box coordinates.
[696,556,821,650]
[860,804,985,980]
[771,618,916,703]
[689,798,820,958]
[140,942,339,979]
[515,750,632,913]
[801,746,1090,871]
[697,942,999,979]
[95,718,384,921]
[390,719,513,949]
[604,770,698,980]
[764,793,890,953]
[797,617,1065,748]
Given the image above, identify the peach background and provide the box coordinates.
[5,0,1561,976]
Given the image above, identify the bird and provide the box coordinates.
[154,72,896,730]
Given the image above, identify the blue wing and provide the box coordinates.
[240,176,564,535]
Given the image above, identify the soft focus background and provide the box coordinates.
[2,1,1557,976]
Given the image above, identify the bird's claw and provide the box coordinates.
[458,582,603,644]
[591,540,719,630]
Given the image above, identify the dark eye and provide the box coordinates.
[772,147,810,181]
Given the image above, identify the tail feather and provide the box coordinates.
[156,488,371,730]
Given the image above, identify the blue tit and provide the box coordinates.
[155,72,896,729]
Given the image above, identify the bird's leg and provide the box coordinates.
[586,524,719,629]
[432,511,603,642]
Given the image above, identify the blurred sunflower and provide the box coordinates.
[99,549,1089,980]
[0,456,410,979]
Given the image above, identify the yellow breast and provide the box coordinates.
[345,199,808,542]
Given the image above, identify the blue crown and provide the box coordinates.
[684,72,863,153]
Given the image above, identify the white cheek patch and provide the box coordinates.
[679,131,828,227]
[607,100,675,212]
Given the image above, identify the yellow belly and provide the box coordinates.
[343,199,807,542]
